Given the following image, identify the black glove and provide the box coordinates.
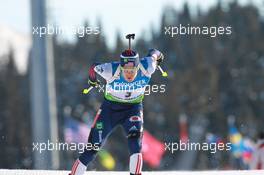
[88,79,100,87]
[148,49,164,65]
[88,63,100,87]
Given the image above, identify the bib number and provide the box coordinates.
[125,92,132,98]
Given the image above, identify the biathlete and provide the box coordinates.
[69,34,164,175]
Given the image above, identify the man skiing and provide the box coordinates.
[69,34,164,175]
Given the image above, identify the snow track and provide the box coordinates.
[0,170,264,175]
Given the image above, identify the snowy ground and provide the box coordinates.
[1,170,264,175]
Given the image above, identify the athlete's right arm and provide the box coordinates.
[88,63,100,87]
[92,62,113,80]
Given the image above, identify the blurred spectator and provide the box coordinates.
[249,132,264,169]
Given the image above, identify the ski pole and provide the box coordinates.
[82,86,94,94]
[158,65,168,77]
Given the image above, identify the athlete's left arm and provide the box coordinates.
[142,49,164,75]
[148,49,164,64]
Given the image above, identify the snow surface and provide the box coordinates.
[0,170,264,175]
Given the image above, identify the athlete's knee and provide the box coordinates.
[127,127,143,139]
